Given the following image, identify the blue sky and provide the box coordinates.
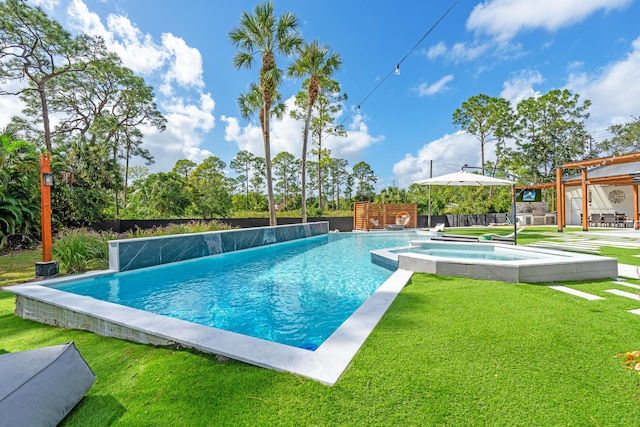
[3,0,640,189]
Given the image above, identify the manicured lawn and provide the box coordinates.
[2,272,640,425]
[0,248,40,286]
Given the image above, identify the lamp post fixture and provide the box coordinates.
[36,153,59,278]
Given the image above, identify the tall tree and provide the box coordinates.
[230,2,302,226]
[514,89,591,181]
[309,81,346,210]
[230,150,257,210]
[349,161,377,202]
[452,94,513,175]
[272,151,299,208]
[172,159,197,181]
[189,156,232,218]
[49,56,165,216]
[0,0,107,154]
[326,157,348,210]
[598,116,640,155]
[288,40,342,222]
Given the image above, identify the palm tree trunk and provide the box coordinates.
[264,107,277,226]
[301,102,313,223]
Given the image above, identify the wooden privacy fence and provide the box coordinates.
[353,202,418,230]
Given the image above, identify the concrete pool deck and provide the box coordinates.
[5,268,413,386]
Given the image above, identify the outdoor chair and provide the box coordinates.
[395,211,411,227]
[589,213,601,227]
[602,213,616,227]
[0,342,95,426]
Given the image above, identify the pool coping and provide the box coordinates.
[371,240,619,283]
[4,268,413,386]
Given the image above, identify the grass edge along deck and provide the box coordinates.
[5,268,413,385]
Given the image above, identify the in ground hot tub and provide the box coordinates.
[371,240,618,283]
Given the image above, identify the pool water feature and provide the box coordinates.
[371,240,618,283]
[49,233,412,350]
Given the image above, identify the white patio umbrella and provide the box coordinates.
[413,170,514,186]
[414,171,518,243]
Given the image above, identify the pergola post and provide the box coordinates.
[634,185,639,229]
[556,167,563,232]
[581,167,589,231]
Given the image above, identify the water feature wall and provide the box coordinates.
[108,222,329,272]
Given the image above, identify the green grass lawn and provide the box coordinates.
[0,248,40,286]
[3,272,640,425]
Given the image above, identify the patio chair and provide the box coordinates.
[602,213,616,227]
[589,213,601,227]
[395,211,411,227]
[423,223,445,235]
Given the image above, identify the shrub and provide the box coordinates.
[53,228,109,273]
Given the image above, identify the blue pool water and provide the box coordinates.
[392,246,542,261]
[51,232,414,350]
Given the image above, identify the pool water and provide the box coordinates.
[52,232,414,350]
[392,246,543,261]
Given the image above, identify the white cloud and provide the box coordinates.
[500,70,543,104]
[222,99,384,164]
[0,80,27,129]
[423,41,492,63]
[64,0,215,172]
[567,36,640,131]
[141,93,216,171]
[426,42,447,60]
[467,0,632,42]
[159,33,205,95]
[392,131,481,188]
[67,0,168,75]
[28,0,60,10]
[415,75,454,97]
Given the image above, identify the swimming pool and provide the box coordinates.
[7,227,419,384]
[48,233,412,350]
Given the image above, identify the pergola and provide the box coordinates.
[551,152,640,232]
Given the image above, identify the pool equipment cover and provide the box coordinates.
[0,341,96,427]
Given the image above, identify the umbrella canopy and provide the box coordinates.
[414,171,514,186]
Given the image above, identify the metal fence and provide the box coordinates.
[90,213,512,234]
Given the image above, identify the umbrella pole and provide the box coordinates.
[512,183,517,245]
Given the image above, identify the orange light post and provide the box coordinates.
[40,154,53,262]
[36,153,58,278]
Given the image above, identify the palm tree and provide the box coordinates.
[229,2,302,226]
[288,40,342,222]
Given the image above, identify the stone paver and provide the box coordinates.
[548,285,605,300]
[604,288,640,301]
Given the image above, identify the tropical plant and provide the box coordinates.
[52,228,109,273]
[229,2,303,226]
[288,40,342,221]
[0,131,40,250]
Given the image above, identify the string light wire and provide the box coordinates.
[338,0,460,126]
